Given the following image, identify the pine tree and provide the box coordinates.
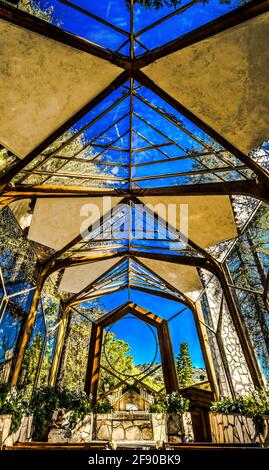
[176,342,193,388]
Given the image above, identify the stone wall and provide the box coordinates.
[167,413,194,443]
[46,412,194,443]
[93,413,154,441]
[48,413,93,443]
[0,414,34,446]
[209,412,269,446]
[199,278,255,397]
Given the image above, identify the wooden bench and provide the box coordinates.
[165,442,262,450]
[3,441,108,451]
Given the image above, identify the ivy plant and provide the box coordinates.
[93,397,114,414]
[0,384,28,434]
[29,386,92,439]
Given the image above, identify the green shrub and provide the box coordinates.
[0,384,114,438]
[210,387,269,435]
[29,386,91,439]
[93,397,113,414]
[150,392,189,416]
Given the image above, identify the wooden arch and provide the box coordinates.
[84,301,178,405]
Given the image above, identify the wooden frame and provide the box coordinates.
[84,301,178,405]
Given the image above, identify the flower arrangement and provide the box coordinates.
[150,392,189,416]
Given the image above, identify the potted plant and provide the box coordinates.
[150,392,192,443]
[209,387,269,445]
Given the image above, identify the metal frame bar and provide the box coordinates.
[0,2,131,69]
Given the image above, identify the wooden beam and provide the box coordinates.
[2,177,268,204]
[85,323,103,403]
[48,307,69,387]
[128,305,163,327]
[96,303,130,327]
[55,312,73,386]
[158,320,179,393]
[9,268,46,386]
[0,196,17,208]
[195,301,220,400]
[85,301,178,398]
[134,0,269,68]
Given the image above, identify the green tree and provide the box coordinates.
[99,331,135,394]
[20,334,43,388]
[62,316,92,391]
[18,0,56,23]
[19,333,51,394]
[126,0,246,11]
[176,342,193,388]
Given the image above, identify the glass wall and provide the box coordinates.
[0,207,38,384]
[58,307,92,391]
[226,203,269,381]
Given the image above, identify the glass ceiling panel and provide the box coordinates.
[134,85,219,148]
[74,258,185,304]
[5,0,252,56]
[92,148,130,165]
[9,74,257,190]
[70,0,130,32]
[17,0,129,51]
[134,0,252,54]
[134,98,206,152]
[60,200,202,258]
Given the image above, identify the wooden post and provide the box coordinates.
[9,269,46,386]
[158,320,179,393]
[194,302,220,400]
[48,307,69,387]
[85,323,103,404]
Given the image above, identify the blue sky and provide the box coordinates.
[38,0,248,54]
[94,288,205,368]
